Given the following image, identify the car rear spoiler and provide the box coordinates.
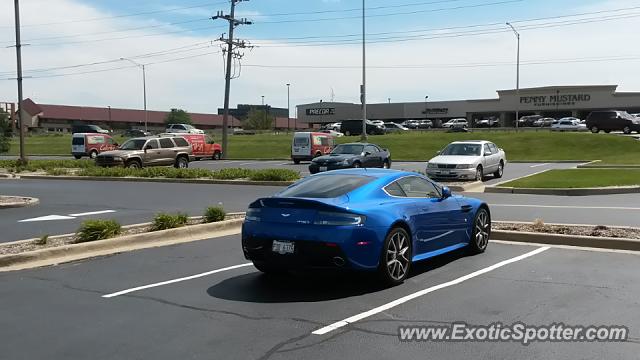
[249,197,348,212]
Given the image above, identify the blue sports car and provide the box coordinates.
[241,169,491,285]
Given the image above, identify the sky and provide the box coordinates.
[1,0,639,116]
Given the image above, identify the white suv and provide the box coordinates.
[442,118,468,129]
[166,123,204,134]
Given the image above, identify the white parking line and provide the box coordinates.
[529,163,550,168]
[102,263,253,298]
[493,204,640,211]
[69,210,116,217]
[237,162,256,166]
[311,246,550,335]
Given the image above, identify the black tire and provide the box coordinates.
[293,159,301,164]
[493,161,504,178]
[382,160,390,169]
[468,208,491,254]
[353,162,362,169]
[590,126,599,133]
[604,130,611,134]
[89,150,98,159]
[174,156,189,169]
[125,159,142,169]
[213,151,221,160]
[73,155,82,160]
[253,261,286,275]
[378,227,412,286]
[345,130,352,136]
[623,126,632,135]
[475,165,484,182]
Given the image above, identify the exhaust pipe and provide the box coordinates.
[333,256,346,267]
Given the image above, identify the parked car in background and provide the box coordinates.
[163,133,222,160]
[476,118,500,128]
[384,122,409,133]
[371,120,385,127]
[517,115,543,127]
[242,169,491,284]
[291,132,335,164]
[402,120,420,129]
[72,133,119,159]
[166,123,205,134]
[123,129,151,138]
[426,140,506,181]
[532,117,556,127]
[551,119,588,132]
[340,119,385,136]
[442,118,468,129]
[328,122,342,131]
[309,143,391,174]
[96,136,192,169]
[72,124,109,134]
[319,129,344,137]
[586,110,640,134]
[632,113,640,118]
[417,120,434,129]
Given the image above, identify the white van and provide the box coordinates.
[291,132,335,164]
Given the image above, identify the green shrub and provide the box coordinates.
[204,206,226,223]
[151,212,189,231]
[249,168,300,181]
[211,168,252,180]
[0,159,95,173]
[46,168,70,176]
[76,220,122,243]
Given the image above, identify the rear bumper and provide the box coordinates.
[242,221,386,270]
[308,163,350,174]
[95,158,124,167]
[427,168,476,180]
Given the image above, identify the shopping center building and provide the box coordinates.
[296,85,640,127]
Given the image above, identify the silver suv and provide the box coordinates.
[96,136,193,168]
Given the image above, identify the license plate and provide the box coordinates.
[319,166,328,172]
[272,240,295,255]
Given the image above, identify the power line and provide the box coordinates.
[255,0,471,16]
[0,1,229,28]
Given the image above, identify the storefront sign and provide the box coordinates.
[424,108,449,115]
[306,108,335,116]
[520,94,591,107]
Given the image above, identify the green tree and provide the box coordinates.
[0,110,11,154]
[164,108,192,125]
[243,109,274,130]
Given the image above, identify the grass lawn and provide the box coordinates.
[501,169,640,188]
[6,131,640,163]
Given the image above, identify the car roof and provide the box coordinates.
[450,140,490,144]
[73,132,106,136]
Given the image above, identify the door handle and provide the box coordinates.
[461,205,473,213]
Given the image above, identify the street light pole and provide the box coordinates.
[121,58,148,131]
[506,22,520,132]
[14,0,26,164]
[286,83,291,132]
[361,0,367,142]
[424,95,429,119]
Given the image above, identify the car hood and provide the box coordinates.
[313,154,358,163]
[98,149,141,157]
[428,155,481,165]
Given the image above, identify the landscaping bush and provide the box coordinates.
[46,168,70,176]
[204,206,226,223]
[248,168,300,181]
[211,168,252,180]
[0,159,95,173]
[76,220,122,243]
[151,212,189,231]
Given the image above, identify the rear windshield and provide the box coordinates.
[278,175,374,198]
[294,136,309,146]
[173,137,189,147]
[72,137,84,145]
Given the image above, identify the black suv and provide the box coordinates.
[340,119,385,136]
[586,111,640,134]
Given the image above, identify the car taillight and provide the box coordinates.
[313,212,366,226]
[245,208,262,222]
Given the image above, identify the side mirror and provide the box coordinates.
[144,145,151,152]
[441,186,452,199]
[363,152,372,156]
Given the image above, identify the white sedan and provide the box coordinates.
[551,118,588,132]
[426,141,507,181]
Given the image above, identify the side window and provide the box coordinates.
[312,136,323,146]
[159,138,175,148]
[145,139,159,149]
[320,137,330,146]
[106,137,115,145]
[397,177,441,198]
[484,144,493,155]
[364,145,378,154]
[384,181,406,197]
[489,144,498,153]
[173,137,189,147]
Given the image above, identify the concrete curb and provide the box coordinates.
[0,218,244,272]
[485,185,640,196]
[446,181,485,193]
[0,196,40,209]
[577,164,640,169]
[507,160,593,164]
[491,230,640,252]
[18,175,295,187]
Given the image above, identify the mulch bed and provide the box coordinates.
[494,222,640,240]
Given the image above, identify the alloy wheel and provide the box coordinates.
[475,166,483,181]
[474,210,490,251]
[386,231,410,282]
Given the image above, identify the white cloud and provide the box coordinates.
[0,0,639,115]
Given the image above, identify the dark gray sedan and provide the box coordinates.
[308,143,392,174]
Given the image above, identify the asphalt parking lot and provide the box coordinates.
[1,236,638,359]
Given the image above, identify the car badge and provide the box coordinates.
[281,213,291,217]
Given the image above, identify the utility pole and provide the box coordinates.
[286,84,291,132]
[506,22,520,131]
[213,0,252,159]
[14,0,26,164]
[121,58,148,131]
[360,0,368,142]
